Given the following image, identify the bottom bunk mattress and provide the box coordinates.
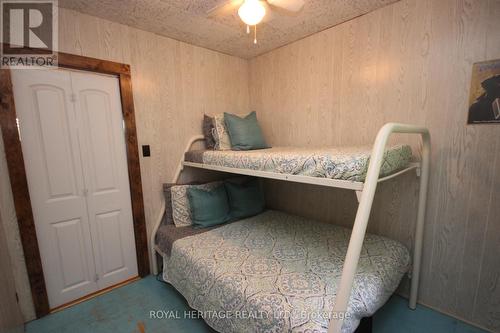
[162,210,410,333]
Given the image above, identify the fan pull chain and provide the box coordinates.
[254,25,257,44]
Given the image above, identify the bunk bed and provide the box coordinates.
[151,123,431,333]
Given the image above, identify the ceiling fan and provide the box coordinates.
[207,0,305,44]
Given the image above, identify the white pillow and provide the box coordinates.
[170,181,222,227]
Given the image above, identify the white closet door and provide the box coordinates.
[71,71,138,289]
[11,69,99,308]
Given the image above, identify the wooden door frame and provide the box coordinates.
[0,51,150,318]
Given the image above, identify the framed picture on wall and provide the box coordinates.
[467,59,500,124]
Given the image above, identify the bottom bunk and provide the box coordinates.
[156,210,410,333]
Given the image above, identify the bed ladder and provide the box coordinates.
[328,123,430,333]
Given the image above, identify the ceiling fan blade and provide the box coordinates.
[206,0,243,17]
[266,0,305,13]
[260,2,275,23]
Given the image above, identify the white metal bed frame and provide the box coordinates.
[150,122,430,333]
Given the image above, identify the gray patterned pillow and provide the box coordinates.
[212,113,233,150]
[170,181,223,227]
[203,115,216,150]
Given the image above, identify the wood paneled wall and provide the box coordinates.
[0,208,24,333]
[0,8,249,320]
[249,0,500,331]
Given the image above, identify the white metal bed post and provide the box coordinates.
[150,135,205,275]
[328,123,430,333]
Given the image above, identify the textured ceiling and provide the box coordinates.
[58,0,399,59]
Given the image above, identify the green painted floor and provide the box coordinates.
[26,275,487,333]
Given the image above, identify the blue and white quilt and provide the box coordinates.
[163,210,410,333]
[200,145,412,182]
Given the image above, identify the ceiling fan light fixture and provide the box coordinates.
[238,0,266,26]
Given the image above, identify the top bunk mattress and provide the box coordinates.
[185,145,412,182]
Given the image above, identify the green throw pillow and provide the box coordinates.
[224,111,269,150]
[187,184,230,228]
[225,178,265,219]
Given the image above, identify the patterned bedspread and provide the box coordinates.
[197,145,412,182]
[163,210,410,333]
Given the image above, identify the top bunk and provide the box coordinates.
[181,139,420,192]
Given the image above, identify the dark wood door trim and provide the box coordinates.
[0,52,149,318]
[0,69,50,317]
